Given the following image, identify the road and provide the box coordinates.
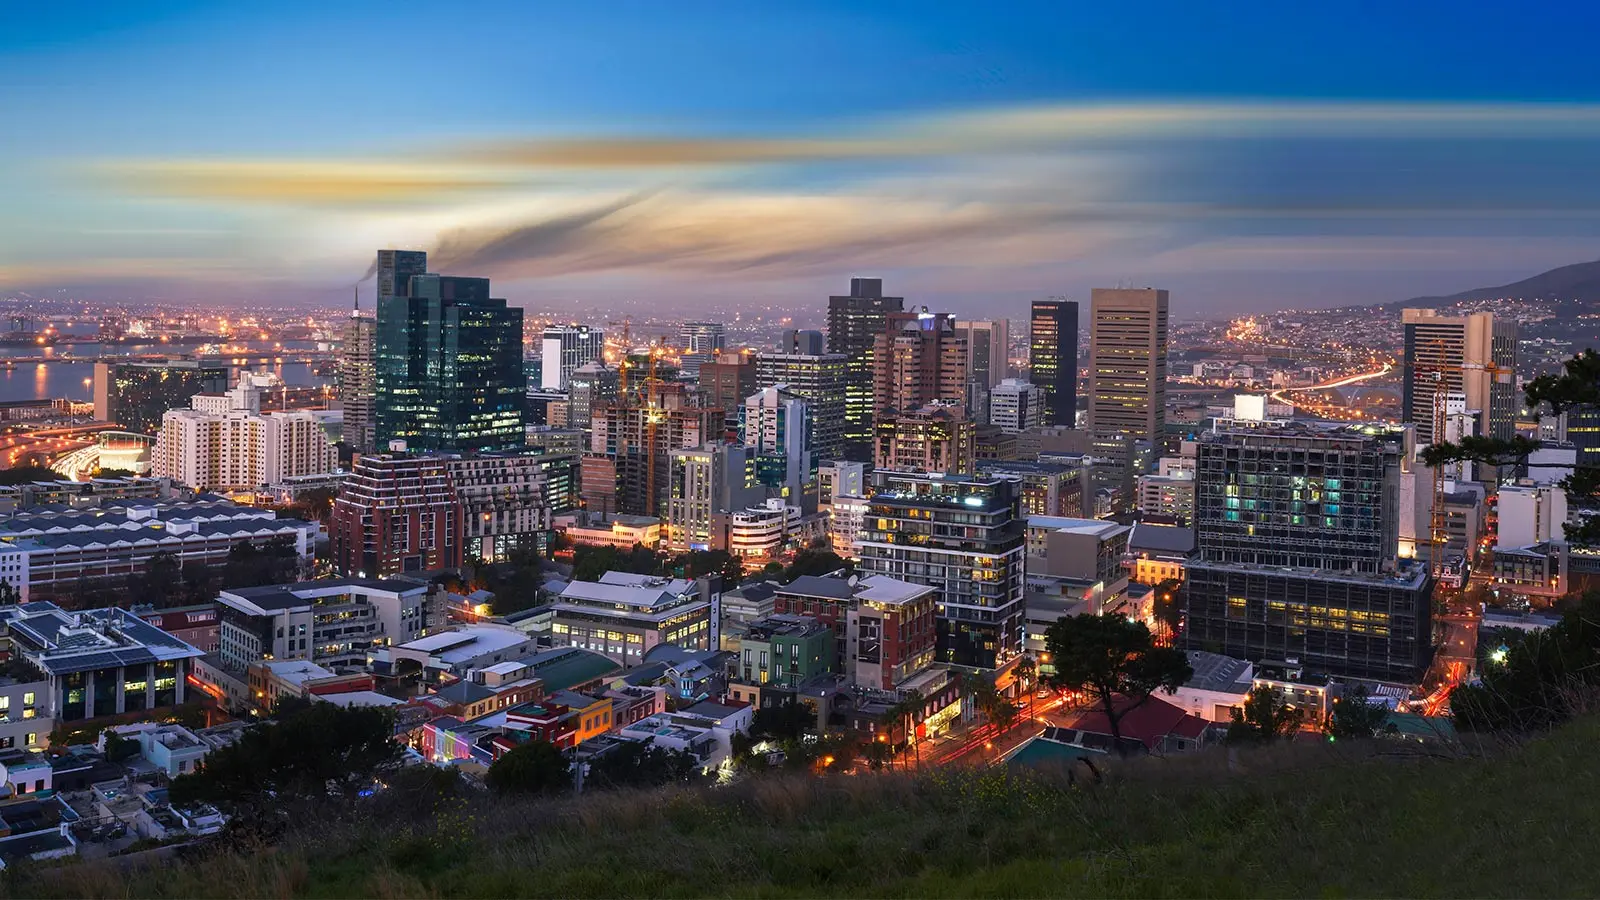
[1269,359,1395,408]
[920,693,1086,767]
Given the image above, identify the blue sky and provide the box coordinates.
[6,1,1600,316]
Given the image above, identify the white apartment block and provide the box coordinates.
[154,408,338,492]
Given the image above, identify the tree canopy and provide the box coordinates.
[168,702,402,811]
[485,739,572,794]
[1227,686,1305,744]
[584,740,705,790]
[1044,613,1192,746]
[571,543,659,583]
[1453,590,1600,733]
[1325,685,1391,741]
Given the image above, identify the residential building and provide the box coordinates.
[754,351,848,462]
[338,310,378,452]
[446,450,578,561]
[771,574,939,691]
[215,577,431,672]
[550,573,719,667]
[856,471,1026,671]
[1028,300,1078,427]
[736,615,835,688]
[1169,651,1254,723]
[872,310,968,419]
[375,250,526,453]
[0,602,205,723]
[821,461,869,558]
[540,324,606,391]
[1086,288,1168,443]
[977,459,1086,519]
[616,707,748,770]
[1401,308,1518,443]
[717,581,778,652]
[989,379,1043,434]
[873,403,975,474]
[331,451,462,577]
[727,499,821,561]
[1184,423,1431,683]
[827,278,905,460]
[98,722,210,778]
[743,385,813,499]
[1068,694,1212,754]
[92,360,229,436]
[152,405,339,493]
[698,352,756,430]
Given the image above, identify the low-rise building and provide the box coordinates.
[736,615,835,688]
[0,603,205,730]
[550,572,719,667]
[370,623,539,681]
[0,659,49,752]
[1126,522,1195,586]
[1168,651,1253,723]
[772,574,938,692]
[216,577,431,673]
[96,722,209,778]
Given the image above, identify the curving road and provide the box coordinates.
[1269,360,1395,408]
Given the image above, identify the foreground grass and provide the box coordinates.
[12,718,1600,898]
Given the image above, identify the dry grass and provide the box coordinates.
[7,721,1597,898]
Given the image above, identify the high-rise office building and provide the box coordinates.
[540,325,606,391]
[781,329,825,355]
[871,310,968,417]
[374,251,527,454]
[1028,300,1078,427]
[1401,309,1518,444]
[856,470,1026,670]
[374,249,428,302]
[698,351,756,431]
[93,360,229,435]
[1183,423,1431,682]
[989,379,1044,434]
[665,442,760,552]
[338,308,378,453]
[566,362,619,435]
[744,385,814,498]
[955,319,1011,390]
[754,351,848,462]
[446,450,578,561]
[827,278,904,460]
[1086,288,1168,443]
[679,322,727,354]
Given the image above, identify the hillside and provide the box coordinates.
[1394,257,1600,308]
[10,718,1600,898]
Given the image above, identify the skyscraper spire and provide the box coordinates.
[353,284,360,315]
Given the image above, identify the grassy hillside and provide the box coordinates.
[12,719,1600,898]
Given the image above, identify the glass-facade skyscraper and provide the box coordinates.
[373,251,526,454]
[1028,300,1078,427]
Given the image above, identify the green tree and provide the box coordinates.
[1424,348,1599,545]
[137,551,182,606]
[585,740,703,790]
[167,702,402,812]
[1452,590,1600,733]
[0,580,18,605]
[1151,578,1185,640]
[0,465,66,486]
[1326,685,1391,740]
[1227,686,1305,744]
[485,740,572,795]
[1044,613,1193,749]
[781,548,853,582]
[969,674,1019,736]
[103,732,141,763]
[571,543,659,582]
[885,689,925,770]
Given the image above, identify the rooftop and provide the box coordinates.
[222,576,426,613]
[1184,651,1254,693]
[519,646,621,692]
[1128,522,1197,556]
[853,575,936,607]
[0,602,205,676]
[1027,515,1130,539]
[259,659,335,686]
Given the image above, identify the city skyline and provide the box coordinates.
[9,4,1600,315]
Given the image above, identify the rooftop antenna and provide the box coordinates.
[353,285,360,315]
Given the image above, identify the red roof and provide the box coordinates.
[1070,694,1210,749]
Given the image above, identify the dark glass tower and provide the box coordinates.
[1028,299,1078,427]
[826,277,904,461]
[374,251,526,454]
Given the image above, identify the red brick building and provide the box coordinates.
[773,574,937,691]
[331,452,463,578]
[134,603,219,654]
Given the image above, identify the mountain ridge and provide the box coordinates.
[1391,257,1600,309]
